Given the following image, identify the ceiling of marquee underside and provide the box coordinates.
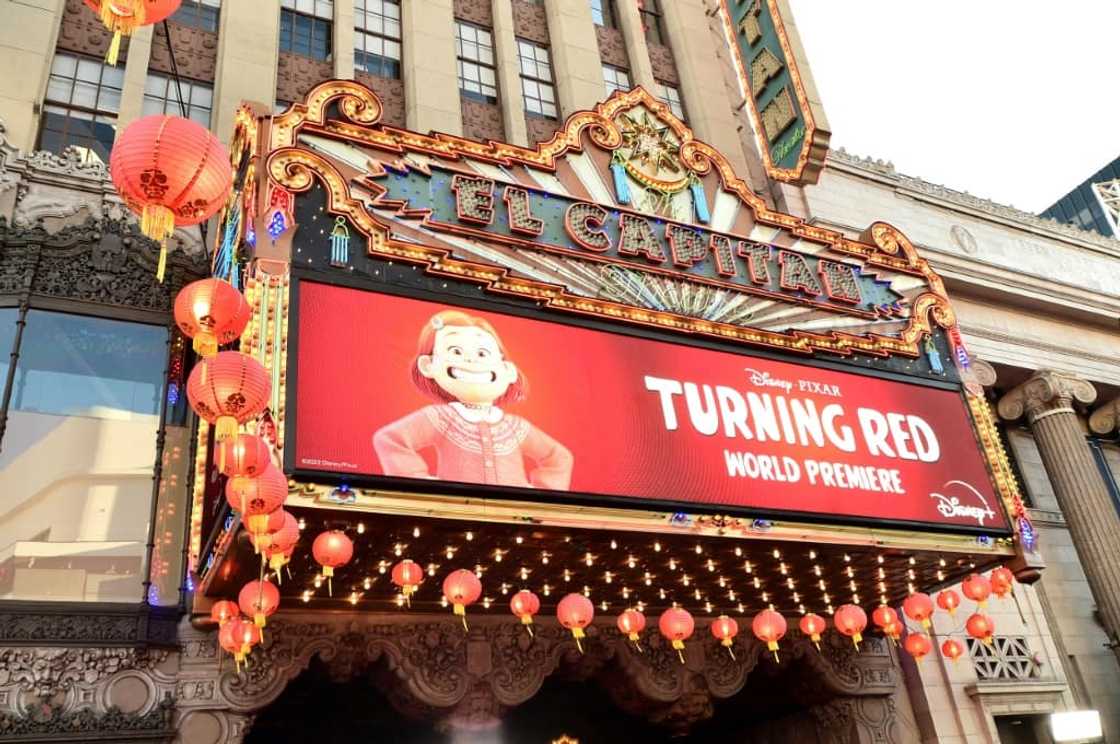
[295,125,928,344]
[205,506,1005,620]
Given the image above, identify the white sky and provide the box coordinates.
[785,1,1120,212]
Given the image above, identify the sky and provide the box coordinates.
[784,1,1120,213]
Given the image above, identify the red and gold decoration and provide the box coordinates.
[941,637,966,663]
[936,589,961,615]
[902,593,934,630]
[834,605,868,650]
[391,559,424,607]
[990,566,1015,599]
[872,605,901,644]
[751,609,787,662]
[710,615,739,660]
[659,607,695,664]
[186,351,271,443]
[442,569,482,630]
[312,530,354,596]
[224,466,287,537]
[962,573,992,607]
[81,0,181,66]
[799,613,826,651]
[218,617,260,672]
[557,593,594,653]
[257,511,299,578]
[509,590,541,636]
[617,609,646,651]
[903,632,932,662]
[209,599,239,627]
[110,115,231,281]
[174,278,250,357]
[239,579,281,634]
[966,612,995,645]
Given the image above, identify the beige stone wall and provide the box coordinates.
[402,0,461,136]
[0,0,66,152]
[213,0,281,141]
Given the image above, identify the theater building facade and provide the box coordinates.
[0,2,1119,743]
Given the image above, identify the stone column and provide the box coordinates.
[998,370,1120,661]
[543,0,605,114]
[614,0,656,92]
[658,0,749,176]
[401,0,461,135]
[117,26,155,132]
[213,0,282,141]
[332,0,356,80]
[490,0,529,147]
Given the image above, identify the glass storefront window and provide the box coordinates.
[0,311,168,603]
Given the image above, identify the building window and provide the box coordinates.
[170,0,221,32]
[142,72,213,126]
[280,0,333,60]
[0,310,168,602]
[603,64,630,96]
[456,21,498,104]
[657,82,685,120]
[591,0,615,27]
[354,0,401,78]
[517,40,556,118]
[37,53,123,165]
[638,0,664,45]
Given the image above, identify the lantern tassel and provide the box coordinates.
[521,615,534,637]
[768,640,780,663]
[106,30,123,66]
[572,627,585,654]
[156,241,167,283]
[852,632,862,651]
[813,639,821,652]
[193,332,218,358]
[629,632,643,653]
[722,639,736,661]
[403,586,413,608]
[454,603,469,632]
[215,415,239,443]
[672,638,685,665]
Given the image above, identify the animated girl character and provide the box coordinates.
[373,309,574,490]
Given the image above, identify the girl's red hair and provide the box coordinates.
[411,310,528,406]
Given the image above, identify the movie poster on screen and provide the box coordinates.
[291,281,1008,533]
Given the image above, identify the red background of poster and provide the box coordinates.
[292,282,1008,532]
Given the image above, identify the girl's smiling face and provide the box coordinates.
[417,325,518,405]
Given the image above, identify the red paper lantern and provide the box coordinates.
[110,115,231,279]
[617,609,646,649]
[509,590,540,636]
[224,466,287,535]
[902,593,934,630]
[936,589,961,615]
[250,508,294,556]
[966,612,995,645]
[209,599,239,627]
[961,573,992,607]
[264,543,296,579]
[215,433,272,478]
[392,559,424,607]
[186,351,271,443]
[174,278,250,357]
[312,530,354,596]
[710,615,739,659]
[872,606,902,643]
[557,593,594,653]
[990,566,1015,599]
[800,613,827,650]
[82,0,182,65]
[904,632,933,662]
[443,569,482,630]
[238,579,280,630]
[218,617,260,670]
[941,637,965,662]
[834,604,868,649]
[659,607,694,664]
[752,609,787,662]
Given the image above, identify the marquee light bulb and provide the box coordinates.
[610,540,618,550]
[772,549,781,559]
[761,592,769,602]
[737,603,745,613]
[786,578,795,590]
[350,592,359,606]
[356,522,365,534]
[314,576,322,588]
[482,597,491,609]
[500,583,509,595]
[695,545,703,555]
[627,555,636,569]
[753,577,761,589]
[843,554,851,563]
[363,578,371,590]
[605,571,613,584]
[809,550,817,560]
[622,586,630,598]
[465,531,473,541]
[877,555,884,564]
[735,547,743,557]
[669,558,677,570]
[654,541,661,552]
[541,552,549,564]
[494,550,503,562]
[814,565,822,576]
[695,589,702,601]
[779,562,788,575]
[298,518,306,530]
[520,567,529,580]
[601,601,608,611]
[704,601,712,613]
[792,592,800,602]
[301,590,311,603]
[515,535,523,544]
[427,564,436,576]
[745,562,753,574]
[413,526,420,538]
[394,544,403,557]
[846,566,854,578]
[446,547,454,560]
[718,576,726,588]
[659,588,666,600]
[728,590,736,601]
[682,575,690,587]
[563,569,571,582]
[852,593,861,604]
[441,596,448,608]
[543,584,551,596]
[378,560,389,573]
[585,552,594,567]
[909,557,916,566]
[707,560,715,572]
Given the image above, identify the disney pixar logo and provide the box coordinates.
[743,367,842,398]
[930,481,997,526]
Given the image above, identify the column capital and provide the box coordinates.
[996,370,1097,423]
[970,358,998,389]
[1090,396,1120,435]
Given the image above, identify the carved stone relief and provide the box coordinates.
[453,0,493,26]
[648,42,679,86]
[526,115,559,146]
[355,73,406,128]
[461,99,506,143]
[512,0,550,43]
[57,0,121,61]
[596,26,631,70]
[276,53,335,108]
[150,23,219,83]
